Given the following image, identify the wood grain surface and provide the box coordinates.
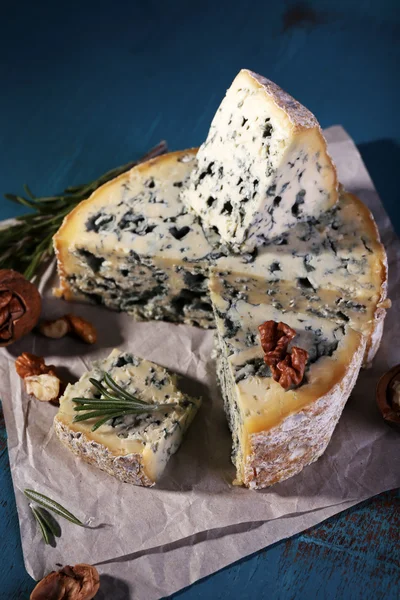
[0,0,399,598]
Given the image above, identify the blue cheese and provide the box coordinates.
[181,69,338,251]
[54,150,218,328]
[209,274,366,488]
[54,349,201,486]
[54,150,387,365]
[214,191,388,364]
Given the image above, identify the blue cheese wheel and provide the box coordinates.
[181,69,338,252]
[54,149,387,365]
[209,274,366,489]
[53,146,388,488]
[54,349,201,486]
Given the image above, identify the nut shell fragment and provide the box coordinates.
[30,563,100,600]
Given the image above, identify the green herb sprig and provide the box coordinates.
[25,488,85,545]
[1,141,168,280]
[25,488,85,526]
[72,372,178,432]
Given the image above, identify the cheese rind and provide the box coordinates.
[209,274,366,488]
[54,349,201,486]
[181,69,338,251]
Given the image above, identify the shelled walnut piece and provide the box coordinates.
[0,269,41,347]
[258,320,309,389]
[39,314,96,344]
[30,564,100,600]
[15,352,61,402]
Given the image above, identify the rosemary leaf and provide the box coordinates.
[23,184,36,200]
[35,506,61,538]
[88,377,122,401]
[73,409,133,422]
[103,372,147,404]
[30,505,51,545]
[24,489,85,527]
[72,373,178,431]
[71,397,142,406]
[73,403,138,411]
[1,141,168,279]
[91,414,126,432]
[89,376,148,405]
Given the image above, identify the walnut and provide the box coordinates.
[66,314,97,344]
[25,374,61,402]
[30,564,100,600]
[0,269,41,347]
[271,346,309,389]
[39,317,71,339]
[376,363,400,431]
[258,320,308,389]
[258,320,296,365]
[38,314,97,344]
[15,352,57,379]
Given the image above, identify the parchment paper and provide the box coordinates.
[1,126,399,599]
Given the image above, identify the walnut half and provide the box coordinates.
[258,320,297,365]
[0,269,42,347]
[30,564,100,600]
[270,346,309,389]
[15,352,62,402]
[39,314,97,344]
[39,317,71,339]
[15,352,57,379]
[258,320,309,389]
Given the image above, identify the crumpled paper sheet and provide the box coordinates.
[1,126,399,599]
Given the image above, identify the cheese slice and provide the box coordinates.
[181,69,338,251]
[209,274,366,488]
[54,349,201,486]
[54,150,218,328]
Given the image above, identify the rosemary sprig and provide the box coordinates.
[1,141,168,280]
[24,488,85,526]
[72,373,178,432]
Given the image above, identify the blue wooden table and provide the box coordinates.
[1,1,399,597]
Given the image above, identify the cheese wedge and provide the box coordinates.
[181,69,338,251]
[213,191,388,364]
[209,275,366,488]
[54,150,217,328]
[54,349,201,486]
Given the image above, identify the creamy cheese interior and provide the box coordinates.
[181,69,337,251]
[54,150,386,367]
[209,274,364,486]
[54,151,218,328]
